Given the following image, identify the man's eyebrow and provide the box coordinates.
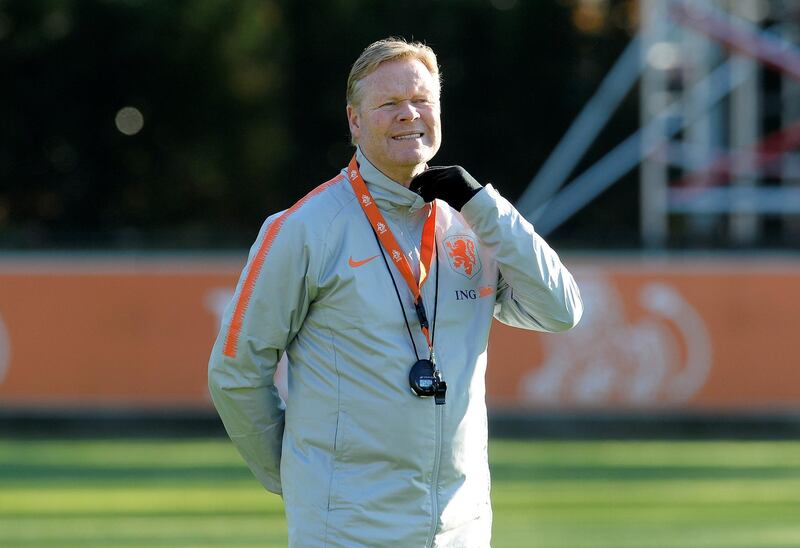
[370,94,404,106]
[381,91,435,102]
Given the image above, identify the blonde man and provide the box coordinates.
[209,37,582,547]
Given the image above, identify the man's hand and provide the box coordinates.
[410,166,483,211]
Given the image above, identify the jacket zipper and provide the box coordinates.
[427,403,443,546]
[403,206,442,546]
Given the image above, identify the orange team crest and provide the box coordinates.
[444,235,482,279]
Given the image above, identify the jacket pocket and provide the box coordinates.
[326,407,426,512]
[327,409,350,511]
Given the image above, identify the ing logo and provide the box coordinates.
[454,286,494,301]
[444,235,482,279]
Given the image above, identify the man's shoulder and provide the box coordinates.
[265,170,355,235]
[277,170,351,214]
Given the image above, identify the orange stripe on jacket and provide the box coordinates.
[223,174,346,358]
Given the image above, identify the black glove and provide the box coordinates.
[410,166,483,211]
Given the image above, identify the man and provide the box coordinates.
[208,38,583,547]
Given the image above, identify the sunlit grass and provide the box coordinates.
[2,438,800,547]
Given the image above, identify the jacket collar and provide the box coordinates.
[355,147,428,213]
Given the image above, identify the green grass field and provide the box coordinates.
[2,438,800,547]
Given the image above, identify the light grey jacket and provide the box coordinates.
[208,148,583,547]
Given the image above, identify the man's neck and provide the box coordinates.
[359,152,424,188]
[384,166,424,187]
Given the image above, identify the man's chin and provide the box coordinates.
[395,147,436,167]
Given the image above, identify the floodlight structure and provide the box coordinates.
[517,0,800,247]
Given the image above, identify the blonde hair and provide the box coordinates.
[346,37,440,107]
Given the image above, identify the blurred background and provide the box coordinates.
[1,0,800,546]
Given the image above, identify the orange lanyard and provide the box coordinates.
[347,155,437,351]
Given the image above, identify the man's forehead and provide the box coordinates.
[361,59,439,97]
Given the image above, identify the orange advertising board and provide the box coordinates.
[488,258,800,412]
[0,255,798,412]
[0,256,236,409]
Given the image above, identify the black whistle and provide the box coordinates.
[414,299,429,330]
[434,371,447,405]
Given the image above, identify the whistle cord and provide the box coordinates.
[371,228,419,361]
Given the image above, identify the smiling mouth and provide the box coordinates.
[392,133,424,141]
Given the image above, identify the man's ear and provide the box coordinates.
[346,104,360,141]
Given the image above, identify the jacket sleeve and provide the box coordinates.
[208,212,318,495]
[459,185,583,332]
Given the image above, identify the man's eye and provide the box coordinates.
[380,101,396,108]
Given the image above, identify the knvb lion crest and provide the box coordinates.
[444,235,481,279]
[361,194,372,207]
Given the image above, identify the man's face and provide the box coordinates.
[347,58,441,185]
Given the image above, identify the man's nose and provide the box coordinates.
[396,101,420,121]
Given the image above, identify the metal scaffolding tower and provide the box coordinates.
[519,0,800,248]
